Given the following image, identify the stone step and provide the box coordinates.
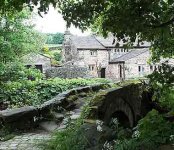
[52,112,64,121]
[57,123,67,130]
[70,114,81,120]
[73,109,82,113]
[74,99,86,108]
[39,121,59,132]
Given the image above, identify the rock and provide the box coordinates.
[39,96,66,113]
[52,112,64,121]
[57,123,67,130]
[0,106,38,123]
[90,84,106,92]
[66,111,75,115]
[75,100,85,108]
[73,109,81,113]
[39,121,58,132]
[59,89,76,98]
[74,86,91,94]
[79,123,116,148]
[84,119,96,124]
[70,114,80,120]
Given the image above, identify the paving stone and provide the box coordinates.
[0,131,51,150]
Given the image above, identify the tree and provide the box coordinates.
[45,33,64,44]
[0,8,46,64]
[0,8,46,84]
[1,0,174,62]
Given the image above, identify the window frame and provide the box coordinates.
[90,50,97,56]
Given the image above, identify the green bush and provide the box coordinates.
[53,52,61,61]
[114,110,174,150]
[0,78,110,108]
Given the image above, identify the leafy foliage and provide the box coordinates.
[42,121,88,150]
[45,33,64,44]
[0,78,110,108]
[0,62,43,83]
[0,8,45,64]
[114,110,174,150]
[1,1,174,61]
[148,63,174,110]
[53,52,61,61]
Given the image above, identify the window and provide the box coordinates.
[90,50,97,56]
[114,49,120,53]
[89,65,95,71]
[138,65,145,75]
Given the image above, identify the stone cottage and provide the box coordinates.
[22,53,51,73]
[62,30,152,80]
[108,48,151,80]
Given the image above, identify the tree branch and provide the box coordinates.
[147,17,174,28]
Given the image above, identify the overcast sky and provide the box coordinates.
[34,6,90,36]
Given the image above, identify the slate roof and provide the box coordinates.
[71,35,106,49]
[69,32,150,49]
[110,48,149,63]
[95,36,123,47]
[95,36,151,48]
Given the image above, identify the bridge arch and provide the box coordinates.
[104,98,135,128]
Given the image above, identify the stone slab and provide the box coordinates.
[0,106,38,123]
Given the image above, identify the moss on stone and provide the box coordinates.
[78,92,87,98]
[67,95,79,102]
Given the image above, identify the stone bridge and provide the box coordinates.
[90,83,152,128]
[0,83,152,131]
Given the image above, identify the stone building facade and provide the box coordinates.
[22,53,51,73]
[62,30,152,80]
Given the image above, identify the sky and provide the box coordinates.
[34,6,91,36]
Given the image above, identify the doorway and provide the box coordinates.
[101,68,106,78]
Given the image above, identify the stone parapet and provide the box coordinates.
[0,84,107,130]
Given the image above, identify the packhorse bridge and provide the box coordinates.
[88,83,152,128]
[0,82,152,149]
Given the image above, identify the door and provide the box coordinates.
[101,68,106,78]
[119,65,122,79]
[35,65,43,73]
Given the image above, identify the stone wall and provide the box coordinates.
[46,66,90,78]
[105,63,119,80]
[78,49,109,77]
[125,51,151,78]
[88,83,152,127]
[105,50,151,80]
